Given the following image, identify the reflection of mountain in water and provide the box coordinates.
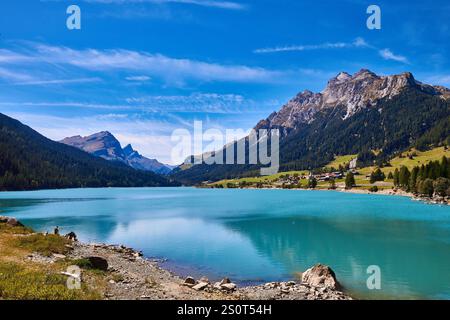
[225,216,450,299]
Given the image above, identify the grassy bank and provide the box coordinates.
[0,223,103,300]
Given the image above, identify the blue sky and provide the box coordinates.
[0,0,449,164]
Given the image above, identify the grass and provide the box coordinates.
[212,170,310,188]
[325,154,357,169]
[0,223,33,235]
[14,233,72,257]
[0,262,100,300]
[358,147,450,177]
[0,222,104,300]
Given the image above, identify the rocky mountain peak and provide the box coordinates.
[257,70,448,131]
[123,144,135,156]
[61,133,173,175]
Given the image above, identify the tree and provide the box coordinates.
[418,179,434,197]
[370,168,385,184]
[393,168,400,186]
[345,172,356,189]
[329,178,336,190]
[409,167,419,193]
[434,178,450,197]
[398,166,411,189]
[387,172,394,180]
[308,177,317,189]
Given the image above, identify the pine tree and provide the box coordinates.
[345,172,356,189]
[393,168,400,186]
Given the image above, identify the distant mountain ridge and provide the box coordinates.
[0,113,178,191]
[61,132,173,175]
[173,69,450,184]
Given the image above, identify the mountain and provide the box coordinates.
[122,144,174,175]
[0,113,179,191]
[173,69,450,184]
[61,132,173,175]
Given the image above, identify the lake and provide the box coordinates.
[0,187,449,299]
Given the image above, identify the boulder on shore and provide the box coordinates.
[183,277,196,287]
[0,216,24,227]
[301,264,341,290]
[86,256,109,271]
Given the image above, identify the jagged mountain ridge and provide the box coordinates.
[173,69,450,184]
[61,132,173,175]
[256,69,449,134]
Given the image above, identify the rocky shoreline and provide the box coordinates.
[1,216,351,300]
[339,188,449,205]
[64,241,352,300]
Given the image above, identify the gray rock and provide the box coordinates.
[220,283,237,291]
[199,276,210,284]
[183,276,196,287]
[192,282,209,291]
[301,264,340,290]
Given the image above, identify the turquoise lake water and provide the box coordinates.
[0,187,449,299]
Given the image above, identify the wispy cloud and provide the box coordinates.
[126,92,270,113]
[0,43,283,85]
[125,75,152,81]
[379,48,409,64]
[0,67,35,82]
[0,66,101,86]
[0,92,274,114]
[255,37,410,66]
[254,37,370,54]
[14,77,102,86]
[53,0,246,10]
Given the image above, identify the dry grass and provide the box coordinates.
[0,223,103,300]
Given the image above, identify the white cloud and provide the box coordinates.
[1,43,283,84]
[82,0,246,10]
[14,77,102,86]
[254,37,370,54]
[125,75,151,81]
[379,48,409,64]
[0,67,35,82]
[125,92,257,113]
[0,92,273,114]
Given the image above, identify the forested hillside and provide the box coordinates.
[0,113,178,191]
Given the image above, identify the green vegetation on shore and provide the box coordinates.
[0,223,102,300]
[206,147,450,196]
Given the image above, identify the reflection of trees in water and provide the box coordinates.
[23,215,119,242]
[225,216,450,298]
[0,198,118,241]
[0,198,110,214]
